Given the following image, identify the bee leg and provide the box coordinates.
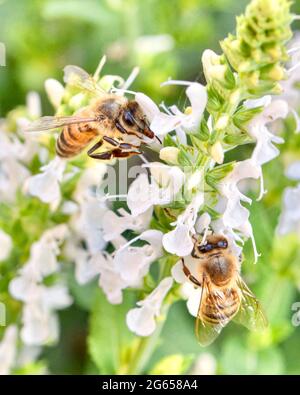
[103,136,119,146]
[181,258,202,287]
[87,140,114,160]
[111,149,141,158]
[87,139,103,155]
[103,136,140,150]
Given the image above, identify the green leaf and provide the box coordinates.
[206,161,235,189]
[206,84,225,113]
[68,270,99,311]
[200,205,221,221]
[163,133,178,148]
[220,338,284,374]
[190,135,204,151]
[88,289,135,374]
[233,105,263,130]
[177,146,194,167]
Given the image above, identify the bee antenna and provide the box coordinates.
[155,135,162,144]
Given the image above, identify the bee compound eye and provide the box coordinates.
[217,240,228,248]
[199,243,213,253]
[123,111,135,126]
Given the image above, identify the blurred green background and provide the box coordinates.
[1,0,300,375]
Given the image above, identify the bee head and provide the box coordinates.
[120,101,155,140]
[192,235,228,258]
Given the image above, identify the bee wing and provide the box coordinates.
[24,115,98,132]
[64,65,105,96]
[233,276,268,331]
[195,278,228,346]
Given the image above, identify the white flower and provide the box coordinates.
[16,92,43,164]
[0,325,18,375]
[136,80,207,139]
[191,353,217,375]
[126,277,173,336]
[195,212,211,244]
[25,156,66,206]
[159,146,180,165]
[9,225,71,346]
[285,161,300,180]
[45,79,65,109]
[216,160,260,262]
[97,252,128,304]
[281,32,300,108]
[101,207,153,242]
[73,163,107,204]
[127,164,185,216]
[202,49,228,82]
[0,128,31,202]
[77,251,96,285]
[10,225,68,288]
[114,230,164,287]
[74,196,107,254]
[0,159,30,203]
[20,284,72,346]
[210,141,224,164]
[163,193,204,257]
[0,229,12,261]
[277,184,300,235]
[26,91,42,119]
[135,93,161,124]
[156,82,207,135]
[245,97,288,166]
[219,160,260,230]
[12,282,72,346]
[16,345,42,368]
[69,163,108,254]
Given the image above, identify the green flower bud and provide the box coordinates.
[220,0,292,95]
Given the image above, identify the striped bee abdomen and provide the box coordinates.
[56,124,98,158]
[201,288,240,325]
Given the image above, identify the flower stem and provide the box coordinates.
[124,309,169,374]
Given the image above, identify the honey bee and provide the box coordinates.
[181,234,267,346]
[25,65,156,160]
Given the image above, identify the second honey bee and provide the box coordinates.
[25,65,156,161]
[181,234,267,346]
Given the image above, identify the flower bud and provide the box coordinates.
[215,114,229,130]
[45,79,65,109]
[210,141,224,164]
[159,147,180,165]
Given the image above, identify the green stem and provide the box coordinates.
[124,306,170,375]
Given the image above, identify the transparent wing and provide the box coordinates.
[195,278,229,346]
[233,276,268,331]
[24,115,98,132]
[64,65,104,96]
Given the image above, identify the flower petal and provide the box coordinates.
[126,277,173,336]
[163,224,194,256]
[135,92,160,122]
[186,83,207,125]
